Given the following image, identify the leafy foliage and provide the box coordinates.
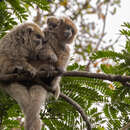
[90,22,130,129]
[0,0,50,38]
[0,89,22,129]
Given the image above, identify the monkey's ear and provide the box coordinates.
[47,16,56,24]
[47,17,51,24]
[26,26,34,34]
[59,18,64,25]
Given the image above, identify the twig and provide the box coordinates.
[86,3,109,70]
[95,3,109,51]
[60,93,92,130]
[120,122,130,130]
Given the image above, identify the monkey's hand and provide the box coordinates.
[25,64,37,77]
[53,84,60,99]
[39,64,55,77]
[13,64,37,77]
[2,64,18,74]
[48,54,57,63]
[56,66,65,74]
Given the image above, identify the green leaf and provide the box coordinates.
[91,50,124,61]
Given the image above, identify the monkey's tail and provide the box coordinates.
[24,85,47,130]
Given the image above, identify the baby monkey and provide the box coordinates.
[44,16,77,72]
[36,16,78,99]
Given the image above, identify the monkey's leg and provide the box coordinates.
[24,85,47,130]
[2,83,30,113]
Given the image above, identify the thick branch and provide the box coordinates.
[0,71,130,87]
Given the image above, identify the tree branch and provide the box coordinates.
[86,3,109,71]
[63,71,130,87]
[94,3,109,51]
[60,93,92,130]
[0,71,130,87]
[62,71,130,82]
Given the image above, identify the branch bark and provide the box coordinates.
[63,71,130,87]
[0,71,130,86]
[62,71,130,82]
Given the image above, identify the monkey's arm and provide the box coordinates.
[20,57,37,76]
[0,55,17,74]
[0,54,37,75]
[56,46,70,72]
[48,46,70,99]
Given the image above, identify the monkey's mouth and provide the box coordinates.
[64,30,72,39]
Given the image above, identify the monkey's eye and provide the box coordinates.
[66,25,71,30]
[71,28,74,33]
[49,23,57,28]
[66,25,74,32]
[35,34,42,39]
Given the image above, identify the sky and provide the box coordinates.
[107,0,130,33]
[106,0,130,51]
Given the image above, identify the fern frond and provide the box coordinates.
[120,29,130,36]
[101,63,130,75]
[122,22,130,29]
[91,50,124,61]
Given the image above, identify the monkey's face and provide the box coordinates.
[25,25,45,51]
[47,17,59,31]
[47,17,77,44]
[59,20,75,43]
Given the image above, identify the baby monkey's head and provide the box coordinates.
[46,16,77,44]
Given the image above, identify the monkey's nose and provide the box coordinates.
[64,30,72,39]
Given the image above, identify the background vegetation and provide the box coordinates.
[0,0,129,130]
